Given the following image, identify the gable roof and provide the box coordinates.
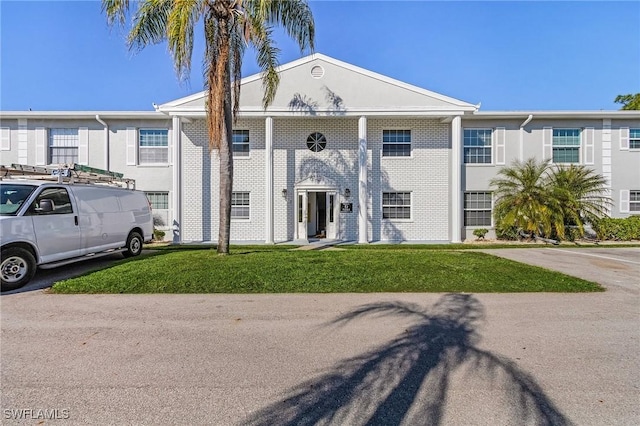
[158,53,477,117]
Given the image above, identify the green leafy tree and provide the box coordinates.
[614,93,640,110]
[103,0,315,254]
[491,159,610,240]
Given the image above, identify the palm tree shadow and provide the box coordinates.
[244,294,573,426]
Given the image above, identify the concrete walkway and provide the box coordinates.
[1,248,638,425]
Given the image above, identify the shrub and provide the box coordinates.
[472,228,489,240]
[153,229,166,241]
[592,216,640,241]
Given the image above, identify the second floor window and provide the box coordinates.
[630,129,640,149]
[553,129,580,163]
[382,130,411,157]
[139,129,168,164]
[232,130,250,157]
[49,128,78,164]
[464,129,492,164]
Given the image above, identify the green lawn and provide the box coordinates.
[51,247,603,294]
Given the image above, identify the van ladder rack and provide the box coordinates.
[0,163,136,189]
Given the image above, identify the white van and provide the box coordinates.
[1,180,154,291]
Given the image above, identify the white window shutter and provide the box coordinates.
[126,127,137,165]
[543,127,552,161]
[583,127,594,165]
[620,190,630,213]
[620,127,629,150]
[35,127,47,165]
[0,127,10,151]
[167,126,172,165]
[78,127,89,165]
[494,127,506,165]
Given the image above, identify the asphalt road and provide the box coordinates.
[1,248,638,425]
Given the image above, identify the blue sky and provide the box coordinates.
[1,1,639,112]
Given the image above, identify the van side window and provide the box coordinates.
[27,188,73,215]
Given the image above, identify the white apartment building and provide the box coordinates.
[1,54,639,243]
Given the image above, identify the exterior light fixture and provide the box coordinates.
[344,188,351,198]
[282,188,288,198]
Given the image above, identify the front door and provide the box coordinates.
[295,189,338,240]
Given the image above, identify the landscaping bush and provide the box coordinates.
[592,216,640,241]
[153,229,166,241]
[473,228,489,240]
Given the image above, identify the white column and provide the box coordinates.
[451,116,462,243]
[358,116,368,244]
[265,117,274,244]
[172,116,182,243]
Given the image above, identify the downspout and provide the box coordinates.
[519,114,533,161]
[95,115,109,170]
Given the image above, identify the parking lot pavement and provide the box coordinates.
[479,247,640,294]
[1,248,639,425]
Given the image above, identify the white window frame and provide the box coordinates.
[49,128,79,165]
[382,191,412,221]
[231,191,250,221]
[552,128,581,164]
[138,129,169,165]
[232,129,250,158]
[382,129,412,158]
[630,129,640,150]
[464,191,493,227]
[145,191,170,228]
[463,128,493,165]
[630,190,640,213]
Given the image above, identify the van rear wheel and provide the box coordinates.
[123,231,143,258]
[1,247,36,291]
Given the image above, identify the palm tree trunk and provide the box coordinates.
[216,17,233,255]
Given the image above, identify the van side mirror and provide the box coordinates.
[38,199,54,213]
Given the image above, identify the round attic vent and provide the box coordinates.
[310,65,324,79]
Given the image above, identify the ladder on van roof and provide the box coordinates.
[0,163,136,189]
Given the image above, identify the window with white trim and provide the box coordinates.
[139,129,168,164]
[232,130,250,157]
[631,191,640,213]
[630,129,640,149]
[553,129,580,163]
[382,192,411,219]
[145,191,169,227]
[464,192,492,226]
[49,128,78,164]
[463,129,492,164]
[382,130,411,157]
[231,192,250,220]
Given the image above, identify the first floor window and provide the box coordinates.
[139,129,168,164]
[464,192,492,226]
[553,129,580,163]
[49,128,78,164]
[382,130,411,157]
[232,130,250,157]
[631,191,640,213]
[231,192,250,220]
[463,129,492,164]
[630,129,640,149]
[382,192,411,219]
[145,192,169,227]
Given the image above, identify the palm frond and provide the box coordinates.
[102,0,130,27]
[128,0,173,51]
[166,0,203,81]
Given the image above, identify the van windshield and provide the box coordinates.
[0,184,37,216]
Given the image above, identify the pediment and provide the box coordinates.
[160,54,476,116]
